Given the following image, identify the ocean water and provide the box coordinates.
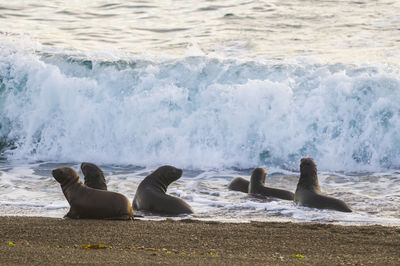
[0,0,399,226]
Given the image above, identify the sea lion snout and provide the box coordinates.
[52,167,77,184]
[52,168,61,175]
[52,168,67,183]
[166,166,183,183]
[174,167,183,177]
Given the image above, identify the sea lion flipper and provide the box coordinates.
[264,188,294,201]
[104,215,134,221]
[339,204,352,213]
[133,200,138,210]
[302,193,353,212]
[64,208,79,219]
[324,196,352,212]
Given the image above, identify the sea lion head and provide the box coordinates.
[81,162,103,177]
[81,162,107,190]
[146,165,183,192]
[298,157,320,191]
[248,167,267,194]
[52,167,80,186]
[155,165,183,185]
[250,167,266,184]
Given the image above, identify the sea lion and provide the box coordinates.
[81,162,107,190]
[228,177,249,193]
[248,167,294,200]
[133,165,194,215]
[52,167,134,219]
[294,157,352,212]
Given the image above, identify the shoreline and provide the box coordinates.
[1,216,399,265]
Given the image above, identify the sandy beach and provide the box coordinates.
[0,216,399,265]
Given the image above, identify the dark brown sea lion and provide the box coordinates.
[294,157,352,212]
[228,177,249,193]
[81,162,107,190]
[52,167,134,219]
[133,165,194,215]
[248,167,294,200]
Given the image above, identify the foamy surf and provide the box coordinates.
[1,37,400,172]
[0,162,399,226]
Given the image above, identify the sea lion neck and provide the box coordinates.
[64,175,81,187]
[60,173,82,192]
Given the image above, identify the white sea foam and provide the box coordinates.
[0,161,399,226]
[1,37,400,172]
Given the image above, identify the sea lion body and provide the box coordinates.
[81,162,107,190]
[228,177,249,193]
[52,167,134,219]
[294,158,352,212]
[294,187,352,211]
[248,167,294,200]
[133,165,194,215]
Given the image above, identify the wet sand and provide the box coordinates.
[1,216,399,265]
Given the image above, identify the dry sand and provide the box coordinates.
[0,216,399,265]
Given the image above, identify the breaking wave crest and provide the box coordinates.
[1,38,400,171]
